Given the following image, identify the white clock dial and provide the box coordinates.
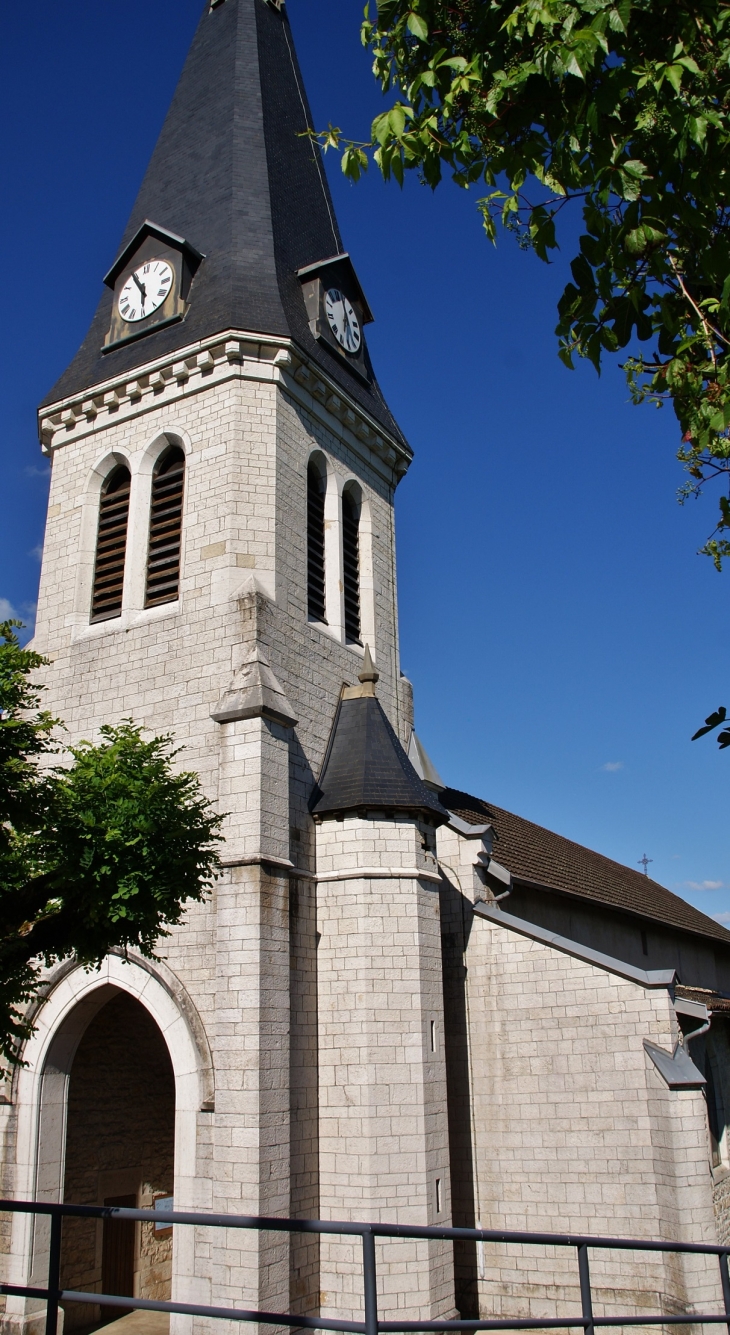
[324,288,361,354]
[118,259,174,323]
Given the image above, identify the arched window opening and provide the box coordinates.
[91,465,131,623]
[705,1049,726,1168]
[307,460,327,623]
[145,445,185,607]
[342,487,361,645]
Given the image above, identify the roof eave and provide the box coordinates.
[311,803,448,826]
[296,252,374,324]
[510,873,730,949]
[103,219,206,289]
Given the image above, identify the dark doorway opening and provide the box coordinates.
[59,991,175,1333]
[102,1195,136,1319]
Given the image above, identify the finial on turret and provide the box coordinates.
[358,645,379,687]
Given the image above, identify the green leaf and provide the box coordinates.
[388,104,408,137]
[622,160,648,179]
[372,111,391,147]
[709,401,730,432]
[692,707,727,740]
[618,170,642,201]
[678,55,701,75]
[406,11,428,41]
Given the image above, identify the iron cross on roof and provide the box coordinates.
[638,853,653,876]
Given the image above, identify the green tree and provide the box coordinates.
[0,621,222,1071]
[321,0,730,565]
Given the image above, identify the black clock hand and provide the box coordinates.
[341,297,352,344]
[132,271,147,312]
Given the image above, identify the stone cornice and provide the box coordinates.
[37,331,412,483]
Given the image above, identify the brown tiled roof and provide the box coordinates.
[440,787,730,948]
[676,985,730,1013]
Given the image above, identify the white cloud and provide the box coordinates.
[714,912,730,924]
[685,880,725,891]
[600,761,624,772]
[0,598,37,638]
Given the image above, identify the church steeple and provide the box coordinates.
[43,0,403,445]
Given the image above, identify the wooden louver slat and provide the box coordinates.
[342,489,361,645]
[307,464,327,623]
[90,465,131,623]
[145,446,185,608]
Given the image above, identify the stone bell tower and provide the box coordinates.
[4,0,456,1330]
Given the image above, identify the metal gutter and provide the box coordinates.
[473,900,676,989]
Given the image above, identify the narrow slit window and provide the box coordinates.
[435,1178,442,1214]
[307,462,327,623]
[145,446,185,608]
[342,488,361,644]
[91,464,131,623]
[705,1051,725,1168]
[430,1020,437,1053]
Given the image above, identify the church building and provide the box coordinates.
[4,0,730,1332]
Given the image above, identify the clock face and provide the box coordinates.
[118,260,174,323]
[324,288,361,354]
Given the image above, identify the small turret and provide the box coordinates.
[311,646,448,824]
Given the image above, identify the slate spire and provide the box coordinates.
[311,658,448,824]
[44,0,404,444]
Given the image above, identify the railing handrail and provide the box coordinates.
[2,1197,730,1335]
[1,1198,727,1257]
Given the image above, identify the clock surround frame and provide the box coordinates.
[103,220,204,354]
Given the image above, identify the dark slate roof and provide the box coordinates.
[311,697,449,823]
[42,0,407,448]
[441,787,730,948]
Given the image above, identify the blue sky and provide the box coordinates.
[1,0,728,919]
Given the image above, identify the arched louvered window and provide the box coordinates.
[307,460,327,623]
[342,486,361,645]
[145,445,185,607]
[91,465,131,623]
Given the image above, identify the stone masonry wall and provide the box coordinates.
[462,909,722,1325]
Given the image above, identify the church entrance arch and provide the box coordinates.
[5,955,211,1335]
[59,990,175,1332]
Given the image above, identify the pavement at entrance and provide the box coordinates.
[99,1311,169,1335]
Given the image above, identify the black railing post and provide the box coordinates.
[577,1243,594,1335]
[362,1229,378,1335]
[44,1210,62,1335]
[718,1250,730,1335]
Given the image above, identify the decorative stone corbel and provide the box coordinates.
[211,642,297,728]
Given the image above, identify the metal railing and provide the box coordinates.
[2,1200,730,1335]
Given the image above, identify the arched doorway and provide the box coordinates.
[5,954,211,1335]
[59,992,175,1333]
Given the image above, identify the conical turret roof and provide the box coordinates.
[43,0,406,447]
[311,693,448,824]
